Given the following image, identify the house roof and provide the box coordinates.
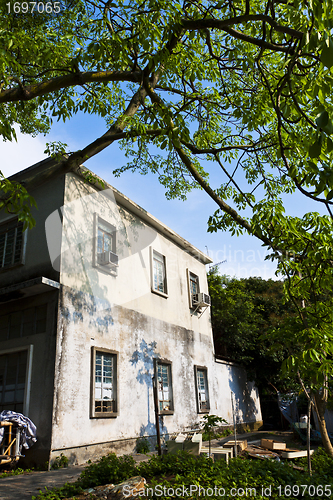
[9,157,213,265]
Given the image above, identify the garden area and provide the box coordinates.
[30,445,333,500]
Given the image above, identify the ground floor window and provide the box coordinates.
[155,359,174,414]
[91,348,117,417]
[195,366,210,412]
[0,350,28,413]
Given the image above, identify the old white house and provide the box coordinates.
[0,158,262,466]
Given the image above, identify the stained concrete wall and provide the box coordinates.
[50,287,261,464]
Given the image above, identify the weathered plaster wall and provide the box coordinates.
[50,287,261,464]
[58,172,212,336]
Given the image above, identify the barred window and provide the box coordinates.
[155,359,173,414]
[195,366,210,413]
[0,219,24,270]
[0,351,27,413]
[91,348,117,417]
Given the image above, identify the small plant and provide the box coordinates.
[220,427,233,437]
[136,437,150,454]
[201,414,228,456]
[50,454,69,470]
[0,467,33,478]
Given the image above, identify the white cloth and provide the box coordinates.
[0,411,37,451]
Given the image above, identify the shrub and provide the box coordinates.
[50,454,69,470]
[136,437,150,454]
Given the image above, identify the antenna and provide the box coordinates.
[209,260,227,269]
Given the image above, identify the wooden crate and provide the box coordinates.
[261,438,286,451]
[224,440,247,452]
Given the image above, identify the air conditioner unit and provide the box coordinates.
[192,292,211,307]
[97,251,119,267]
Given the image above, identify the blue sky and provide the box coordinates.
[1,112,283,279]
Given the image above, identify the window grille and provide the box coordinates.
[0,219,24,269]
[92,348,117,417]
[0,351,27,413]
[195,366,210,412]
[155,360,173,413]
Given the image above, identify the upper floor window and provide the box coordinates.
[0,218,24,270]
[189,272,199,295]
[94,215,118,272]
[152,250,167,296]
[91,348,118,418]
[187,270,200,308]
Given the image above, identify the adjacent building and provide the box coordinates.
[0,158,262,466]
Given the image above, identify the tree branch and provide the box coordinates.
[0,70,142,103]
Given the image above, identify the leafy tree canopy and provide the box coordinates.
[208,269,295,394]
[1,0,333,453]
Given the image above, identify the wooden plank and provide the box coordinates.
[281,449,314,459]
[245,445,280,460]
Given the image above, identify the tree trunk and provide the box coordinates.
[313,390,333,458]
[307,398,312,474]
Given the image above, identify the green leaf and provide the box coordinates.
[321,38,333,68]
[308,139,322,158]
[316,110,329,128]
[327,137,333,152]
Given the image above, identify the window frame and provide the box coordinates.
[154,358,174,415]
[0,217,27,272]
[93,214,118,275]
[150,248,168,298]
[187,269,200,309]
[194,365,210,414]
[90,347,118,418]
[0,345,33,416]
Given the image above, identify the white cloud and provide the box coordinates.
[0,128,47,177]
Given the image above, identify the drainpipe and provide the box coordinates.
[231,391,238,458]
[152,376,162,456]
